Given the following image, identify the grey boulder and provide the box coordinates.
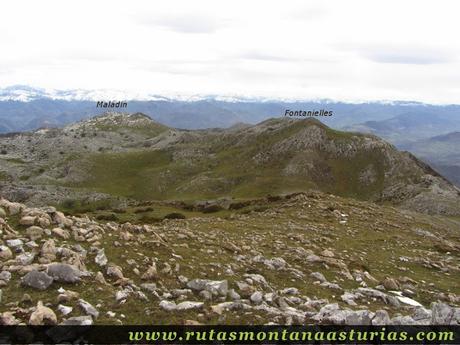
[21,270,53,290]
[47,263,81,283]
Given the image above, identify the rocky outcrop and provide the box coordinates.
[0,194,458,325]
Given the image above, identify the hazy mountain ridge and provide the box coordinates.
[2,86,460,133]
[345,112,460,145]
[0,113,458,216]
[400,132,460,186]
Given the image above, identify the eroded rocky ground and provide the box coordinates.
[0,192,459,325]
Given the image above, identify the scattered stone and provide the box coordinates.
[95,271,107,285]
[20,216,36,226]
[141,283,157,294]
[281,287,299,295]
[61,316,93,325]
[40,239,57,261]
[310,272,327,283]
[390,292,423,307]
[176,301,204,311]
[382,277,400,290]
[106,311,116,318]
[321,249,335,257]
[6,239,23,251]
[345,310,374,325]
[341,292,358,306]
[53,211,73,228]
[26,226,44,241]
[0,312,20,325]
[0,246,12,260]
[21,270,54,290]
[250,291,263,304]
[78,299,99,319]
[52,227,70,240]
[228,289,241,301]
[264,257,287,270]
[159,300,177,311]
[187,279,228,296]
[16,252,35,265]
[0,271,12,283]
[116,289,131,303]
[21,293,33,305]
[47,263,81,283]
[199,290,212,301]
[106,265,124,280]
[372,310,391,325]
[57,290,80,303]
[58,304,73,316]
[141,263,158,281]
[29,301,57,325]
[412,307,432,324]
[95,249,108,267]
[431,302,460,325]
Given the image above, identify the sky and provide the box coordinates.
[1,0,460,103]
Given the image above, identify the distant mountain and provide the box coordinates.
[1,86,460,133]
[400,132,460,186]
[1,113,458,216]
[345,112,460,145]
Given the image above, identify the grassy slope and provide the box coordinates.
[3,192,459,324]
[68,119,389,202]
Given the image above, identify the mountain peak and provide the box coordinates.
[68,112,167,131]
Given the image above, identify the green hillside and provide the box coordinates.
[70,118,399,202]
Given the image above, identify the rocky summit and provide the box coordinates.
[0,190,459,325]
[0,112,459,216]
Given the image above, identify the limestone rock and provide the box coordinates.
[95,249,108,267]
[26,226,44,241]
[0,312,20,325]
[0,246,13,260]
[176,301,204,311]
[431,302,460,325]
[310,272,327,283]
[187,279,228,296]
[29,301,57,325]
[78,299,99,319]
[141,263,158,281]
[250,291,263,304]
[52,227,71,239]
[47,263,81,283]
[20,216,36,226]
[107,265,124,280]
[58,304,73,316]
[382,277,400,290]
[21,270,54,290]
[61,316,93,325]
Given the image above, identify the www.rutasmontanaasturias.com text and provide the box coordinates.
[284,109,333,117]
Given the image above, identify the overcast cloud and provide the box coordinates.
[1,0,459,103]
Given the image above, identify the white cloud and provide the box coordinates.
[0,0,459,103]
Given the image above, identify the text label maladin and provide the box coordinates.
[96,101,128,108]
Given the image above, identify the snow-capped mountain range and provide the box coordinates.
[0,85,432,105]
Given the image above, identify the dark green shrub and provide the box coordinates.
[96,213,119,221]
[164,212,186,220]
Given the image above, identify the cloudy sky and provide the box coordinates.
[1,0,459,103]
